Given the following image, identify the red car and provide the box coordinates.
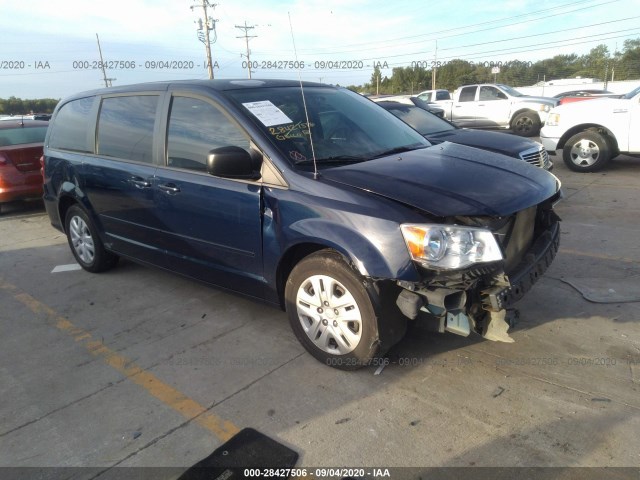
[554,89,620,105]
[0,119,49,213]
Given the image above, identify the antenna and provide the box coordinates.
[96,34,115,87]
[288,12,318,179]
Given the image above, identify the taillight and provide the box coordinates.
[40,155,45,182]
[0,152,8,166]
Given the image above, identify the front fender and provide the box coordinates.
[285,218,419,281]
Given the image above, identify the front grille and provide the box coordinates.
[519,145,549,169]
[454,207,536,273]
[502,206,536,272]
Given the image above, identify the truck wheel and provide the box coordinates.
[285,250,384,370]
[65,204,119,273]
[511,111,540,137]
[563,130,611,172]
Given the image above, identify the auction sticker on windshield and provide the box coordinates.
[242,100,292,127]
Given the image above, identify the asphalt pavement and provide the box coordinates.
[1,148,639,478]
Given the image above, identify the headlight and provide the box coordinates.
[546,113,560,126]
[401,224,503,270]
[538,104,551,112]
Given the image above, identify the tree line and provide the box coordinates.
[350,38,640,95]
[0,97,59,116]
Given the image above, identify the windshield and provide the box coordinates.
[622,86,640,99]
[497,84,524,97]
[225,86,430,167]
[380,103,455,135]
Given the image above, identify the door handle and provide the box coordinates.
[129,176,152,189]
[158,183,181,194]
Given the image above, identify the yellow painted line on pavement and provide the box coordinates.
[559,248,639,265]
[0,278,240,442]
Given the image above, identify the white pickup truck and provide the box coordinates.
[423,84,558,137]
[540,85,640,172]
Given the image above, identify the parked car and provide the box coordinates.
[435,84,558,136]
[0,119,48,213]
[553,89,620,105]
[374,100,552,170]
[367,94,445,117]
[541,85,640,172]
[43,79,561,369]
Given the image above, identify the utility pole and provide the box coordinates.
[611,42,618,83]
[235,21,257,79]
[432,40,437,90]
[96,33,115,87]
[191,1,218,79]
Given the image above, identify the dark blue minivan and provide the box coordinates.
[43,79,561,369]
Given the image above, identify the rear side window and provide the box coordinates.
[458,86,477,102]
[0,127,48,146]
[166,96,250,171]
[436,90,450,100]
[97,95,158,163]
[48,97,94,152]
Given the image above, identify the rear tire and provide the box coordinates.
[65,204,118,273]
[511,111,540,137]
[285,250,386,370]
[563,130,611,172]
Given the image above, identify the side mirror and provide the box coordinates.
[206,146,261,180]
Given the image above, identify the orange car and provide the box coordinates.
[0,119,49,213]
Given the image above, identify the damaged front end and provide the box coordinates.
[396,197,561,343]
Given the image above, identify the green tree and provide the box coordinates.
[0,97,59,115]
[351,39,640,94]
[576,45,610,80]
[616,38,640,80]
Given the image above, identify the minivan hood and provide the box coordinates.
[321,142,559,217]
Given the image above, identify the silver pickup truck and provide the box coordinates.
[432,84,558,137]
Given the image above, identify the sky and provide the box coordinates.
[1,0,639,99]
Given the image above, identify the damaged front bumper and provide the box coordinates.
[395,219,560,343]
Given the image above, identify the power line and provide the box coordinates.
[344,20,640,63]
[260,0,620,55]
[427,30,640,63]
[436,16,640,53]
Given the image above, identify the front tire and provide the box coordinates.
[563,130,611,172]
[65,204,118,273]
[511,111,541,137]
[285,250,384,370]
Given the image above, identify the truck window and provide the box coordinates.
[436,91,450,100]
[479,86,508,101]
[458,87,477,102]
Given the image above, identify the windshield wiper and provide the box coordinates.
[370,144,426,159]
[294,155,365,165]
